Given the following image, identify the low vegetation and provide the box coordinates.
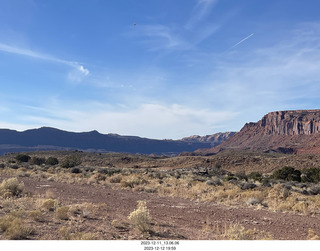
[128,201,151,234]
[1,151,320,239]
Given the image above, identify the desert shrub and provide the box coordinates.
[0,178,24,197]
[267,183,291,200]
[31,157,46,165]
[272,166,301,182]
[58,226,99,240]
[301,168,320,183]
[235,171,248,181]
[223,175,237,182]
[241,183,257,190]
[148,171,166,180]
[0,215,34,240]
[128,201,151,233]
[97,168,121,176]
[111,219,130,230]
[307,185,320,195]
[223,223,273,240]
[41,199,59,211]
[84,166,95,172]
[94,173,106,181]
[15,154,31,163]
[308,229,320,240]
[9,164,19,169]
[247,172,263,182]
[206,177,222,186]
[246,197,263,206]
[56,206,69,220]
[120,175,148,188]
[46,157,59,165]
[61,155,82,168]
[0,163,5,169]
[109,174,122,183]
[29,210,45,222]
[71,167,81,174]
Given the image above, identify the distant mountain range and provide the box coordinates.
[0,127,234,155]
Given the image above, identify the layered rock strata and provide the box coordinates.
[197,109,320,154]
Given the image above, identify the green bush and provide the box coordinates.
[15,154,31,163]
[97,168,121,176]
[223,175,237,182]
[247,172,263,182]
[61,155,82,168]
[71,167,81,174]
[31,157,46,165]
[46,157,59,165]
[235,171,248,181]
[272,166,301,182]
[301,168,320,183]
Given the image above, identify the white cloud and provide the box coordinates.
[20,103,237,139]
[0,42,89,82]
[67,64,90,82]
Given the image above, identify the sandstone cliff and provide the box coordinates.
[181,132,236,147]
[197,109,320,154]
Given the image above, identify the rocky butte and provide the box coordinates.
[197,109,320,155]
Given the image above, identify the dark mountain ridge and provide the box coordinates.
[0,127,233,155]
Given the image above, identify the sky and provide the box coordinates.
[1,0,320,139]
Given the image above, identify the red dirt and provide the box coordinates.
[2,176,320,240]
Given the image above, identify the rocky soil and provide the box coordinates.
[1,175,320,240]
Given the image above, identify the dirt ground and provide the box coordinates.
[1,175,320,240]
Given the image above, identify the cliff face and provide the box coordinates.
[197,109,320,154]
[257,110,320,135]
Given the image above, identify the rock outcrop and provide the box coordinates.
[197,109,320,154]
[257,110,320,135]
[181,132,236,147]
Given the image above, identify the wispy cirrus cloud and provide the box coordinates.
[185,0,219,30]
[129,1,220,52]
[132,24,189,51]
[193,22,320,124]
[0,42,89,82]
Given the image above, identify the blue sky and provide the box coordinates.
[1,0,320,139]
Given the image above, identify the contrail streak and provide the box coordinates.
[231,33,254,49]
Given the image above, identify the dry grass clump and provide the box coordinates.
[29,210,45,222]
[0,214,34,240]
[259,184,320,215]
[56,206,70,220]
[128,200,151,233]
[221,223,273,240]
[120,175,149,188]
[41,198,59,211]
[108,173,123,183]
[68,202,98,219]
[0,178,24,198]
[58,226,100,240]
[111,219,131,230]
[307,229,320,240]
